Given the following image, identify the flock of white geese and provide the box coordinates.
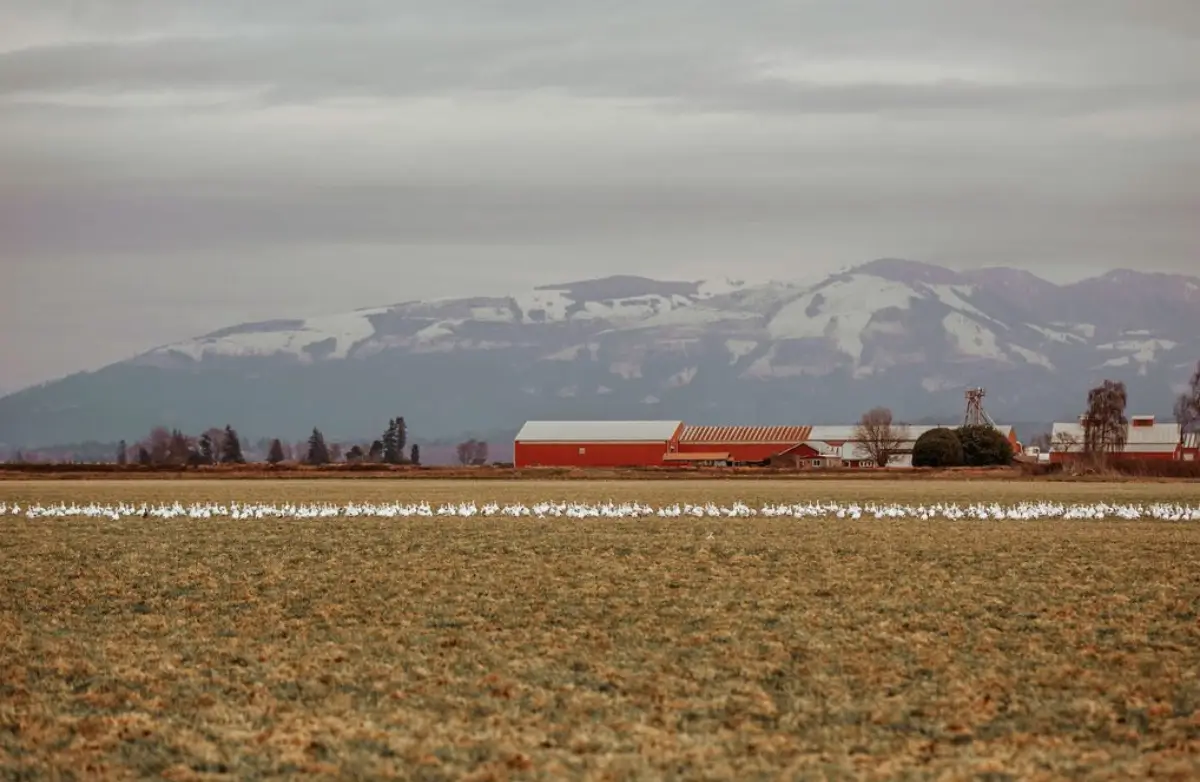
[3,500,1199,521]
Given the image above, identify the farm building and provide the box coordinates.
[512,418,1022,469]
[678,423,1018,468]
[678,425,828,465]
[1048,415,1184,462]
[513,420,684,468]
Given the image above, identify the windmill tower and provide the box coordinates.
[963,387,996,427]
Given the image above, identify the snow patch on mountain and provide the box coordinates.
[543,343,599,362]
[767,275,919,359]
[609,361,642,380]
[620,304,758,332]
[154,309,386,361]
[862,319,907,337]
[511,284,715,325]
[927,285,1005,328]
[666,367,699,388]
[941,313,1007,361]
[1050,321,1096,339]
[511,290,573,323]
[469,304,514,323]
[725,339,758,364]
[696,278,750,298]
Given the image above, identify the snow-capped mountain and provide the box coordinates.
[2,260,1197,447]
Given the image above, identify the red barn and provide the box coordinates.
[678,425,817,464]
[513,420,684,468]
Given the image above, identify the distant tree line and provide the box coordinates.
[0,413,508,468]
[115,425,247,467]
[114,418,429,467]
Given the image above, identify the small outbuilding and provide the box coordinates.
[1182,432,1199,462]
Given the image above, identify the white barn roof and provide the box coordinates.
[515,420,683,443]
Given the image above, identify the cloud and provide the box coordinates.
[1,0,1198,388]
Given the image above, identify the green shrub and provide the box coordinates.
[955,425,1015,466]
[912,428,964,468]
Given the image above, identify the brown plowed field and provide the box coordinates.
[3,479,1199,779]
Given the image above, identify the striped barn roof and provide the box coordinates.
[681,425,813,443]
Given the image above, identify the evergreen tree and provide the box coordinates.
[267,439,285,465]
[410,443,420,465]
[346,445,365,463]
[116,440,127,466]
[368,440,384,462]
[955,425,1014,466]
[197,433,215,464]
[137,446,152,466]
[306,428,331,465]
[395,417,407,455]
[382,418,399,464]
[220,425,245,464]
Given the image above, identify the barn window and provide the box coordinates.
[578,447,586,455]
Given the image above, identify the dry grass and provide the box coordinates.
[8,462,1198,483]
[3,477,1200,508]
[3,480,1200,779]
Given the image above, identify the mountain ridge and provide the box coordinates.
[2,259,1196,448]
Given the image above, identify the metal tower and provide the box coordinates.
[963,387,996,427]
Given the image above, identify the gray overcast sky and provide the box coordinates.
[2,0,1198,390]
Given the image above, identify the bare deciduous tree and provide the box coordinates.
[1082,379,1128,460]
[456,439,489,466]
[202,427,226,458]
[1175,360,1200,438]
[1052,430,1081,454]
[853,407,909,467]
[1029,432,1052,452]
[146,426,172,465]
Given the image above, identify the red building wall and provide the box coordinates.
[1049,449,1178,464]
[514,440,674,468]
